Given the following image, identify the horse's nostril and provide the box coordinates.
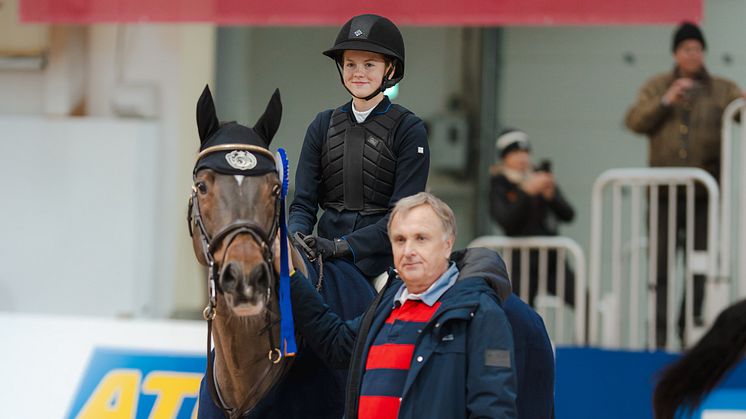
[220,262,241,291]
[249,263,271,290]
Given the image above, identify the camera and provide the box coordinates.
[537,159,552,173]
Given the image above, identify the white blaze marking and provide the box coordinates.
[234,175,245,186]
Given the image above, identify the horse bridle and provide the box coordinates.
[188,144,281,320]
[188,144,288,417]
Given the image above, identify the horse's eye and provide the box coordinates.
[272,184,281,196]
[196,182,208,194]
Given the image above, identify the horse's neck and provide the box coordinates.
[211,297,286,414]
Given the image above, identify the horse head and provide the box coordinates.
[188,85,283,318]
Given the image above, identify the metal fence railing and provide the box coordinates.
[468,235,587,345]
[588,167,719,350]
[720,98,746,306]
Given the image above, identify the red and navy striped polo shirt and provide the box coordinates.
[358,299,441,419]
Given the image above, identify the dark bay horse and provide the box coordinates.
[189,85,297,418]
[188,86,374,419]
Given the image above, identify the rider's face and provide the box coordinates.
[342,50,392,99]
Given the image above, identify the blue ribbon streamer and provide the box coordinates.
[276,148,297,356]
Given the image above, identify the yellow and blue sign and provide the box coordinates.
[67,348,205,419]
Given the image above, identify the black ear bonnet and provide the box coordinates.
[194,85,282,176]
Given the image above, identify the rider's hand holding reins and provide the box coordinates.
[291,232,351,261]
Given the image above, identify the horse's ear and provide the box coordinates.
[253,88,282,145]
[196,85,220,145]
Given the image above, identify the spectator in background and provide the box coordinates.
[489,128,576,308]
[625,21,746,347]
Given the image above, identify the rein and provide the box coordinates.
[188,144,292,418]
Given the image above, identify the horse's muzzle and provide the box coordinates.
[219,261,271,316]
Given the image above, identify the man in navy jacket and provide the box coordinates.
[289,192,518,418]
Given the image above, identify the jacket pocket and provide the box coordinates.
[433,327,466,354]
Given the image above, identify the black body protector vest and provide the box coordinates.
[320,104,411,215]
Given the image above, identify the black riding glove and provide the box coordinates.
[307,236,336,259]
[292,233,351,261]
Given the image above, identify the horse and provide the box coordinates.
[188,86,374,419]
[188,85,292,418]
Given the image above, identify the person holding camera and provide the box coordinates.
[489,128,576,307]
[625,22,746,347]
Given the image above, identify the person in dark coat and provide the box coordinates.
[288,14,430,279]
[503,293,556,418]
[458,247,556,419]
[489,128,576,308]
[625,22,746,347]
[286,192,558,419]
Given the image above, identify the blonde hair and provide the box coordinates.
[388,192,456,240]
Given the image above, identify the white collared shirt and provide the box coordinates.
[352,103,375,123]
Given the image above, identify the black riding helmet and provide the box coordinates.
[323,14,405,101]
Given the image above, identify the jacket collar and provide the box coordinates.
[393,263,459,307]
[672,65,711,84]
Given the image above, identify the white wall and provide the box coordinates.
[1,23,216,318]
[0,26,86,115]
[85,24,218,317]
[86,25,215,316]
[0,117,159,316]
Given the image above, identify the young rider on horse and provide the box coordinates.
[288,14,430,280]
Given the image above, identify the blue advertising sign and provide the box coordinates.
[556,347,746,419]
[67,348,205,419]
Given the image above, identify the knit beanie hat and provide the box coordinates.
[672,22,706,52]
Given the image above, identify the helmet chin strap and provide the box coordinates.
[335,61,395,102]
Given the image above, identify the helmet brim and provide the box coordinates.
[323,40,401,61]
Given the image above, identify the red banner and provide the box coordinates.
[20,0,701,25]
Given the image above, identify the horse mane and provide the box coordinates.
[653,298,746,419]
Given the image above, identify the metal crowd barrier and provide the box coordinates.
[588,168,719,350]
[468,235,587,345]
[720,98,746,305]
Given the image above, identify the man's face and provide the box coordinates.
[389,204,454,294]
[674,39,705,77]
